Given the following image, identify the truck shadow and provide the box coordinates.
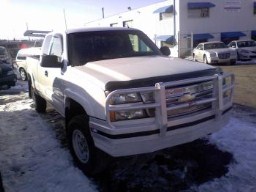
[94,139,233,192]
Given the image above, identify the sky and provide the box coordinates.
[0,0,164,39]
[1,81,256,191]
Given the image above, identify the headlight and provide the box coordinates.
[110,92,142,105]
[109,92,154,122]
[111,110,146,121]
[140,91,154,103]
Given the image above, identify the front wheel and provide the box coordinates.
[20,68,27,81]
[192,54,196,61]
[67,115,110,176]
[229,60,236,65]
[203,55,208,64]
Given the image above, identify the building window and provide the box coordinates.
[188,8,209,18]
[187,2,215,18]
[254,2,256,14]
[201,8,209,17]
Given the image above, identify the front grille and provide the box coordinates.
[165,81,214,119]
[218,53,230,59]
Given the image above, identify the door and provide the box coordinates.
[38,34,64,114]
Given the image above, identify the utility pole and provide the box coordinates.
[102,7,105,18]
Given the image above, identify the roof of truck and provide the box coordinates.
[66,27,139,34]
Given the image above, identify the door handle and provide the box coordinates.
[45,71,48,77]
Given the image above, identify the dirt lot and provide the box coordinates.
[220,64,256,109]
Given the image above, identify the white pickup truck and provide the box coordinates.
[27,27,234,175]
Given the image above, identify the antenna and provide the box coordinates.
[63,9,68,30]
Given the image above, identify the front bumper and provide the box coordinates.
[238,52,256,60]
[90,73,235,157]
[208,55,237,64]
[90,108,231,157]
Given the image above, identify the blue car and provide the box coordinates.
[0,60,17,90]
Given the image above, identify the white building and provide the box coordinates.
[85,0,256,58]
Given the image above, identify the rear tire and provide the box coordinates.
[20,68,27,81]
[32,88,46,113]
[67,115,110,176]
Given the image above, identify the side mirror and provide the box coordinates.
[160,46,171,56]
[40,55,63,68]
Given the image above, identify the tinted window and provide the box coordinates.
[42,35,52,55]
[50,35,63,57]
[237,41,256,48]
[204,42,227,50]
[68,30,161,66]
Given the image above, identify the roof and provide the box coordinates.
[66,27,140,34]
[229,39,255,42]
[199,41,223,45]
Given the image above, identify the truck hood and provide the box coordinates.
[75,56,217,91]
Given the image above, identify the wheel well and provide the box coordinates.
[19,67,25,72]
[65,99,88,127]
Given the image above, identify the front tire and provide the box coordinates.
[20,68,27,81]
[67,115,109,176]
[193,54,196,61]
[203,55,208,64]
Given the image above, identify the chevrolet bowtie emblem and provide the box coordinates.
[179,94,195,103]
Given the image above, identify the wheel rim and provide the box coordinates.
[72,129,90,163]
[20,69,26,80]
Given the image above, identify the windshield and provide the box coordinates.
[237,41,256,48]
[204,42,228,50]
[68,29,161,66]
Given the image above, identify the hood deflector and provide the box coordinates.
[105,68,217,91]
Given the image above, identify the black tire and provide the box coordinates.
[28,78,32,98]
[20,68,27,81]
[32,88,46,113]
[67,115,110,176]
[230,60,236,65]
[193,54,196,61]
[203,55,208,64]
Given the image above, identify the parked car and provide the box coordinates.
[0,46,13,65]
[228,40,256,61]
[193,41,237,65]
[15,47,41,81]
[0,60,17,90]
